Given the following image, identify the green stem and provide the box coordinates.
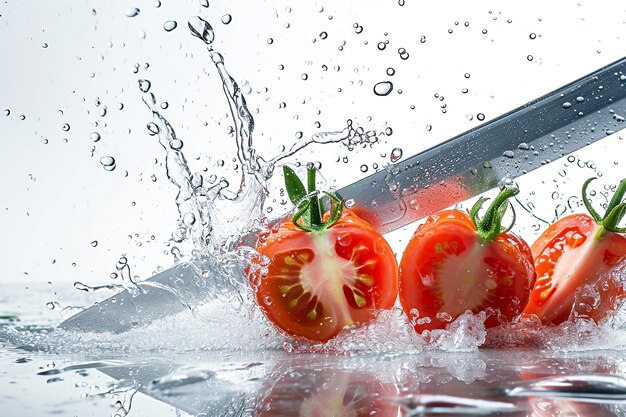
[307,166,322,226]
[472,186,520,242]
[582,177,626,237]
[283,164,344,232]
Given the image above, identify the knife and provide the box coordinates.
[60,56,626,334]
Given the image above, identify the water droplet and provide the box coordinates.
[337,233,352,247]
[188,16,215,44]
[301,73,308,80]
[61,123,70,132]
[527,55,534,61]
[464,73,470,79]
[46,302,56,310]
[42,42,48,48]
[267,38,274,44]
[3,109,9,116]
[426,124,432,131]
[138,30,147,39]
[377,42,386,51]
[477,113,485,121]
[169,139,183,150]
[373,81,393,96]
[19,115,26,120]
[529,33,537,40]
[420,35,426,43]
[91,240,98,247]
[576,96,585,103]
[100,156,116,171]
[295,131,303,139]
[125,8,140,17]
[98,107,107,117]
[562,102,572,109]
[138,79,151,92]
[199,0,209,7]
[221,14,232,25]
[263,296,273,305]
[398,0,405,5]
[147,122,160,135]
[360,164,368,173]
[503,150,515,158]
[90,132,101,142]
[154,0,161,7]
[163,20,177,32]
[345,199,355,208]
[182,212,196,226]
[518,142,530,150]
[390,147,403,162]
[398,48,409,60]
[320,31,328,40]
[461,88,468,94]
[386,67,395,76]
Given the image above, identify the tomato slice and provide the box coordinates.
[523,213,626,324]
[253,210,399,342]
[399,210,536,333]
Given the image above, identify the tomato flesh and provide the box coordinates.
[399,210,536,333]
[253,210,399,342]
[523,214,626,324]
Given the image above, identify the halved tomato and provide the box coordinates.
[399,187,536,333]
[250,166,399,342]
[523,178,626,324]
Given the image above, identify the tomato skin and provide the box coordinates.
[523,213,626,324]
[252,209,399,342]
[399,210,536,333]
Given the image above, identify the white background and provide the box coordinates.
[1,0,626,292]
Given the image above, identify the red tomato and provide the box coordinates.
[523,213,626,324]
[399,188,536,333]
[254,366,399,417]
[253,209,399,342]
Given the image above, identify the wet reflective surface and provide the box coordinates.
[6,342,626,416]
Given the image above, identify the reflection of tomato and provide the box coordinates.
[251,166,399,342]
[523,178,626,324]
[399,187,536,333]
[255,367,399,417]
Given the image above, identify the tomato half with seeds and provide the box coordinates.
[523,178,626,324]
[399,187,536,333]
[251,166,399,342]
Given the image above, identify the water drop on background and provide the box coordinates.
[373,81,393,96]
[125,8,140,17]
[390,147,403,162]
[221,14,232,25]
[100,156,116,171]
[562,102,572,109]
[477,113,485,121]
[138,79,151,92]
[163,20,178,32]
[61,123,70,132]
[91,240,98,247]
[147,122,160,135]
[170,139,183,150]
[199,0,209,7]
[3,109,9,116]
[90,132,101,142]
[188,16,215,44]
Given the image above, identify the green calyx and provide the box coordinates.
[283,165,345,232]
[582,177,626,238]
[470,186,520,242]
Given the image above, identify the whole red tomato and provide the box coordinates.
[251,166,399,342]
[399,187,536,333]
[523,177,626,324]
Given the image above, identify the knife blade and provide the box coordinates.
[60,56,626,334]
